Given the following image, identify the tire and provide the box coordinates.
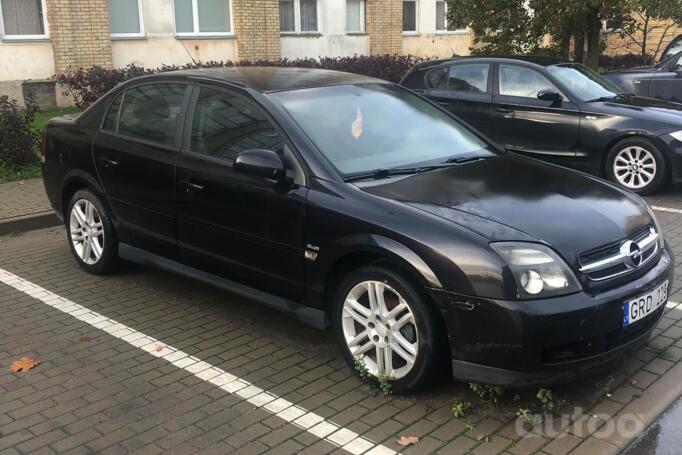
[66,189,118,274]
[606,138,667,195]
[333,265,443,394]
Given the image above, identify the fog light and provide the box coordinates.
[520,271,544,295]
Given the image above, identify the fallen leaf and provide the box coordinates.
[397,436,419,446]
[79,336,91,343]
[155,345,163,352]
[9,357,40,374]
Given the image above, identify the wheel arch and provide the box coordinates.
[60,171,108,220]
[600,133,670,178]
[322,234,443,314]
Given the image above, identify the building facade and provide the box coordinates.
[0,0,474,106]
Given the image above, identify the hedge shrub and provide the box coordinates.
[57,55,432,109]
[598,53,656,71]
[0,95,38,169]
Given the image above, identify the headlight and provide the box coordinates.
[670,130,682,142]
[646,205,665,248]
[491,242,581,299]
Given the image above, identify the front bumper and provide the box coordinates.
[431,247,674,387]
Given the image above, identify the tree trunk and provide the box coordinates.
[560,32,571,60]
[641,17,649,65]
[574,33,585,63]
[585,10,601,70]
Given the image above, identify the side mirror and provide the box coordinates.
[537,90,562,102]
[234,149,286,181]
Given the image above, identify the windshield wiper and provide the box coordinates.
[587,93,635,102]
[344,156,492,182]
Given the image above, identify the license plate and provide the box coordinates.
[623,280,668,327]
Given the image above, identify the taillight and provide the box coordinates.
[39,130,47,163]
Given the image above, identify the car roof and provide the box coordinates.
[420,55,567,68]
[135,66,389,93]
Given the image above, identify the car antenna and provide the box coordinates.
[180,40,199,66]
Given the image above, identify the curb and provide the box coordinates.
[0,211,61,236]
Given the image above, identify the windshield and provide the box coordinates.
[271,84,493,176]
[547,64,624,101]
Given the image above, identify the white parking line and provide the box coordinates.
[652,206,682,215]
[0,267,396,455]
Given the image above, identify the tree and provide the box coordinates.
[618,0,682,65]
[445,0,645,69]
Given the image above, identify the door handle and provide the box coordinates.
[99,157,119,168]
[495,106,514,114]
[437,101,450,107]
[180,179,205,193]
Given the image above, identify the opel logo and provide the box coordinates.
[621,240,643,269]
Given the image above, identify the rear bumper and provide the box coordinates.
[431,247,673,387]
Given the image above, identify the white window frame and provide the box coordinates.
[110,0,145,40]
[435,0,467,35]
[402,0,418,35]
[0,0,49,41]
[345,0,365,34]
[173,0,234,39]
[280,0,320,35]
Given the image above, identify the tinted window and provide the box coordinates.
[272,84,492,175]
[118,84,187,145]
[499,65,555,98]
[426,67,448,90]
[448,64,489,92]
[191,86,285,161]
[102,93,122,131]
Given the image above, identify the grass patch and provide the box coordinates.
[1,106,81,184]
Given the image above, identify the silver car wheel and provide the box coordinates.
[69,199,105,265]
[613,146,657,190]
[341,280,418,380]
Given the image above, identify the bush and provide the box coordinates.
[0,95,38,169]
[57,55,432,109]
[599,53,655,71]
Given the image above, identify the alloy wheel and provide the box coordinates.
[69,199,105,265]
[341,280,418,380]
[613,146,657,190]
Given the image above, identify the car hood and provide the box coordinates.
[358,154,652,262]
[588,96,682,128]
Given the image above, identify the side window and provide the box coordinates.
[448,64,489,93]
[499,65,555,98]
[118,84,187,145]
[190,86,285,161]
[102,93,123,131]
[426,67,448,90]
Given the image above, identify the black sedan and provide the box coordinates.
[42,67,673,392]
[402,56,682,194]
[605,51,682,103]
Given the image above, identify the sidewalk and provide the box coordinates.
[0,178,60,235]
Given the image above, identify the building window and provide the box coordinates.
[280,0,318,33]
[109,0,144,39]
[174,0,232,37]
[0,0,47,40]
[436,0,465,32]
[402,0,417,33]
[346,0,365,33]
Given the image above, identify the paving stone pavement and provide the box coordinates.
[0,179,51,221]
[1,189,682,454]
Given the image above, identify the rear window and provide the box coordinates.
[117,83,187,145]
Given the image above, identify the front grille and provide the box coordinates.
[578,226,659,281]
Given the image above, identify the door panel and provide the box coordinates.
[651,55,682,102]
[176,85,307,300]
[93,83,190,259]
[492,64,581,162]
